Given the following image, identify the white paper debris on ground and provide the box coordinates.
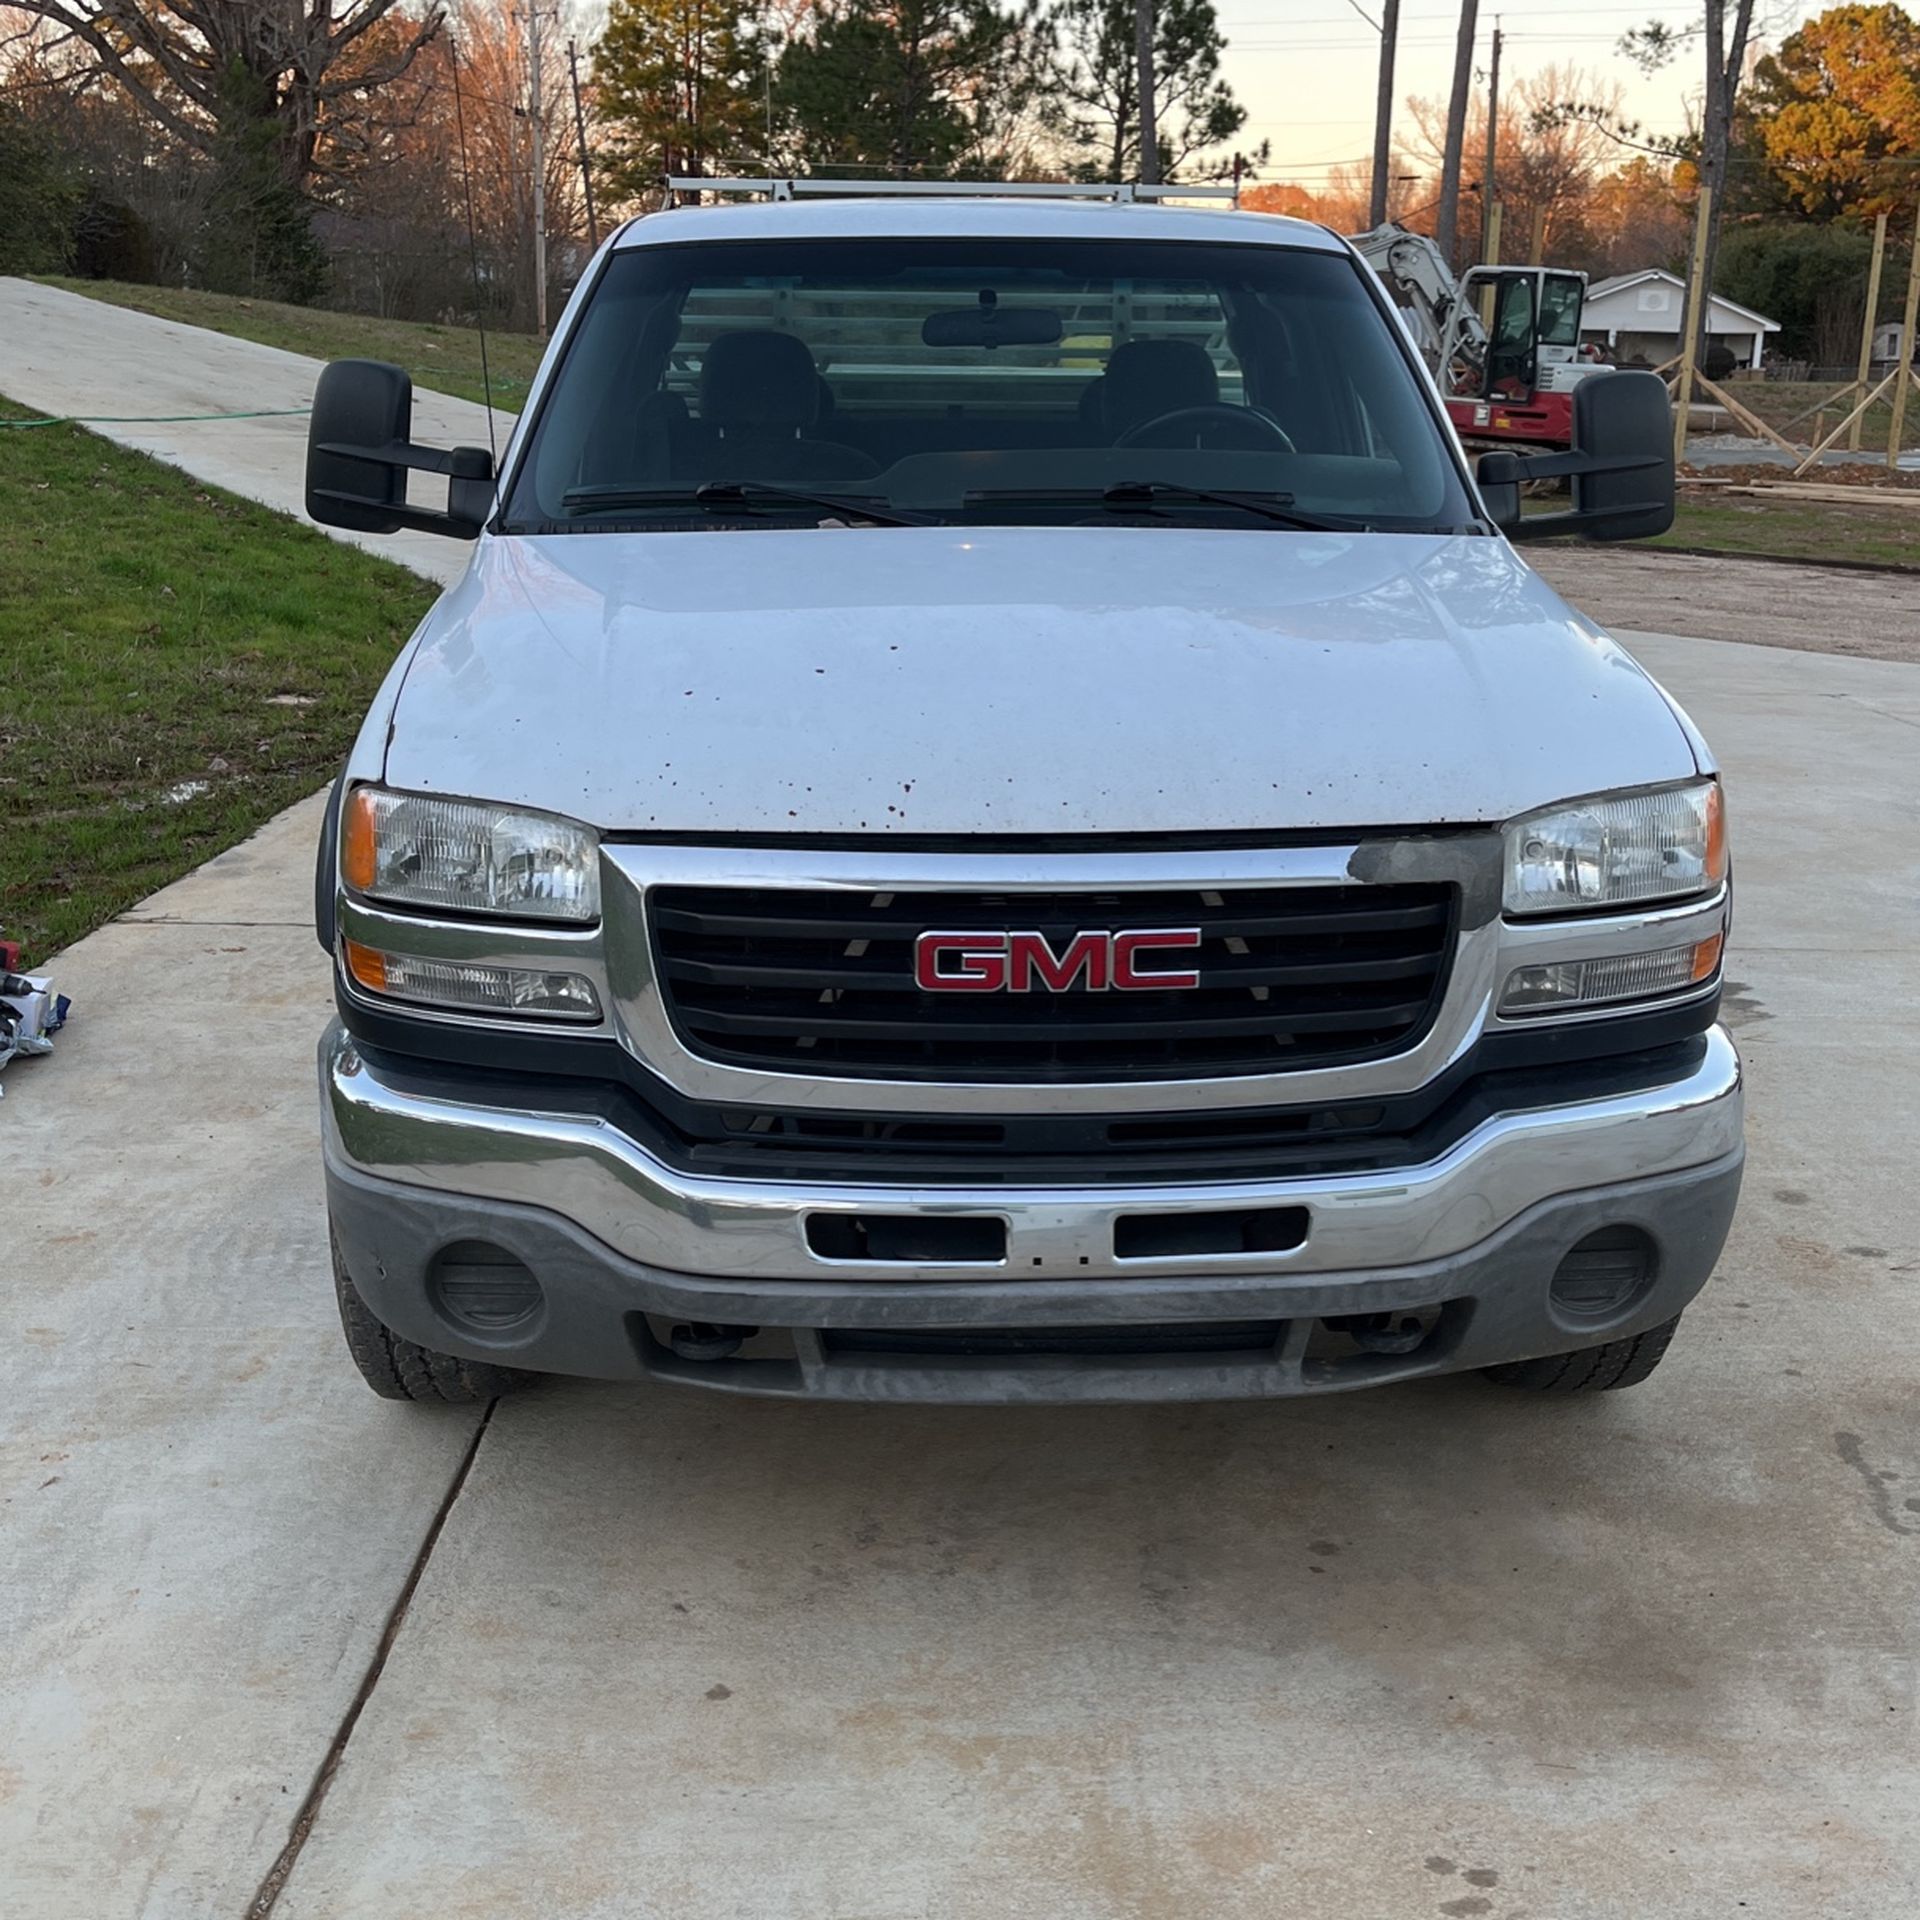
[1,931,70,1095]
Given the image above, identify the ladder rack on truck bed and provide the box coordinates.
[663,177,1241,207]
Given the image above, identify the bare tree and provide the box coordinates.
[8,0,445,290]
[12,0,445,176]
[1621,0,1758,360]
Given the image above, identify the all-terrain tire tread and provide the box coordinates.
[1482,1314,1683,1394]
[330,1230,532,1404]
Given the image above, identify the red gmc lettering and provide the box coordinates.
[1112,928,1203,989]
[914,932,1007,992]
[1007,930,1108,993]
[914,929,1202,993]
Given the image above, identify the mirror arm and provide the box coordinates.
[1492,448,1666,485]
[308,488,488,539]
[1503,497,1671,543]
[313,439,493,480]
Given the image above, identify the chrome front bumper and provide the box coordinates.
[321,1023,1743,1399]
[322,1021,1742,1285]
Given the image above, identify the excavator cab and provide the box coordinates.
[1450,266,1596,449]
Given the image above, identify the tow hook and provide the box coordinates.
[1332,1312,1430,1356]
[667,1322,758,1361]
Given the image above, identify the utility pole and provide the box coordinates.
[1434,0,1479,268]
[1368,0,1400,227]
[568,38,599,252]
[1136,0,1159,185]
[527,1,549,334]
[1482,20,1501,258]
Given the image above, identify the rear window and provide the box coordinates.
[501,235,1473,533]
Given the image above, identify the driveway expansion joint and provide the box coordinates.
[244,1399,497,1919]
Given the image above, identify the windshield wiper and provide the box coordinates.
[960,482,1356,531]
[1102,482,1359,531]
[560,480,928,527]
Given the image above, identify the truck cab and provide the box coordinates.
[306,186,1740,1408]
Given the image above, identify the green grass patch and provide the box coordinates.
[0,395,436,963]
[1652,494,1920,569]
[31,277,543,410]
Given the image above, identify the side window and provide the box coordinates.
[1538,274,1585,349]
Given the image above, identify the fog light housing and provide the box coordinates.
[429,1240,543,1331]
[1550,1225,1656,1319]
[1500,934,1721,1015]
[343,938,600,1021]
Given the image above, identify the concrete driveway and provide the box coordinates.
[0,277,501,586]
[4,291,1917,1920]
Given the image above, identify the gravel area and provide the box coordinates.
[1529,545,1920,665]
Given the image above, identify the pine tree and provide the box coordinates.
[774,0,1038,179]
[1043,0,1258,181]
[594,0,767,195]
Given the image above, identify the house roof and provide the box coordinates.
[1583,268,1780,333]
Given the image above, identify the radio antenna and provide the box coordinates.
[449,32,499,466]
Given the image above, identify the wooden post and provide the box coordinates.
[1794,367,1900,476]
[1483,200,1503,267]
[1850,211,1889,452]
[1691,370,1800,454]
[1673,187,1713,466]
[1888,225,1920,472]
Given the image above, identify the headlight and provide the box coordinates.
[1504,781,1725,916]
[341,788,599,924]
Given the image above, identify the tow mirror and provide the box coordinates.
[1480,370,1675,544]
[305,359,494,541]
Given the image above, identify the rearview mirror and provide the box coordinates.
[305,359,494,541]
[921,305,1064,349]
[1480,370,1675,544]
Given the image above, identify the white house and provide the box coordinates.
[1580,269,1781,370]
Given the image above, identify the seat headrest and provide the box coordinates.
[700,330,820,432]
[1102,338,1220,437]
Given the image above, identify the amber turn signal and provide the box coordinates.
[341,788,379,893]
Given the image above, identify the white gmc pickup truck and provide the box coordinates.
[307,186,1741,1407]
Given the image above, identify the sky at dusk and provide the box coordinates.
[1215,0,1830,186]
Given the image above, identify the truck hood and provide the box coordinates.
[383,527,1697,836]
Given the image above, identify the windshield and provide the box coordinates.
[501,236,1476,533]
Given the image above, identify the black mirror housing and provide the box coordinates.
[305,359,494,541]
[1483,370,1676,545]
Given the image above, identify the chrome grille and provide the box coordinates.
[649,882,1455,1083]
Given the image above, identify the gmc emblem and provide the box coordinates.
[914,928,1203,994]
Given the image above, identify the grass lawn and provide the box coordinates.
[1653,493,1920,568]
[32,277,544,410]
[0,395,436,964]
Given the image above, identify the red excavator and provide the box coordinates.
[1348,224,1610,451]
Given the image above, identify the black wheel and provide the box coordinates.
[331,1230,534,1404]
[1482,1314,1682,1394]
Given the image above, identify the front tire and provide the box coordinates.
[331,1230,534,1404]
[1481,1314,1682,1394]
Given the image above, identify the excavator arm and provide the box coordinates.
[1345,224,1489,389]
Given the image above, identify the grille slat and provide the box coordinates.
[661,950,1443,994]
[669,998,1437,1044]
[649,881,1456,1083]
[653,897,1452,942]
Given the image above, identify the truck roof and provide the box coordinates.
[612,197,1344,252]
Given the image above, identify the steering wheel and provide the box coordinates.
[1114,405,1297,453]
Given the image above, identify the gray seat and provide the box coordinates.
[1098,338,1221,440]
[693,331,877,483]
